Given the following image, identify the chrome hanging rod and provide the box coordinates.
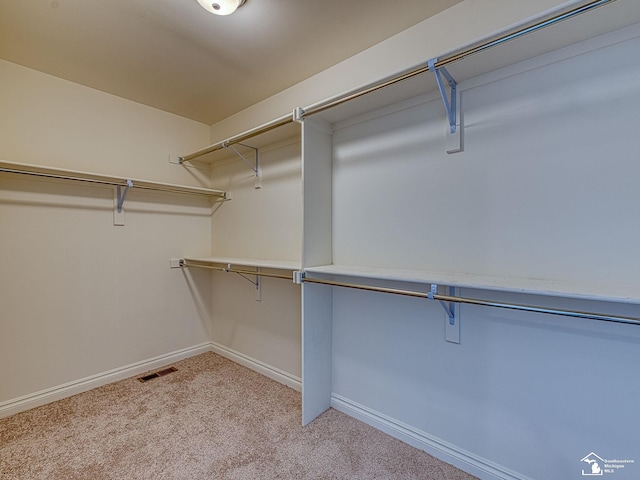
[440,0,614,67]
[181,260,295,281]
[0,163,226,198]
[301,276,640,327]
[179,0,615,162]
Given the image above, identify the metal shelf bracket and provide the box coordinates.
[223,263,261,300]
[428,58,457,134]
[225,142,261,189]
[430,284,460,344]
[116,179,133,214]
[429,284,455,324]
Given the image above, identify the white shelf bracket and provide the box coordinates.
[429,284,460,343]
[429,58,457,133]
[114,179,133,226]
[225,142,261,189]
[428,58,462,154]
[293,107,305,123]
[116,179,133,213]
[224,263,261,301]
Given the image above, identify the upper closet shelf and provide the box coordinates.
[303,264,640,305]
[0,160,226,198]
[301,0,640,128]
[182,257,302,300]
[0,160,227,225]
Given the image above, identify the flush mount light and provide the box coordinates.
[197,0,246,15]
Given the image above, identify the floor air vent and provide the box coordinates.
[137,366,178,383]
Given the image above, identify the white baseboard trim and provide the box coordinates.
[209,341,302,392]
[0,343,212,419]
[331,394,532,480]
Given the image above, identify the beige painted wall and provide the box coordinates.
[0,60,210,186]
[0,60,213,407]
[209,138,302,262]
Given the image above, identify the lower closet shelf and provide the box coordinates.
[183,256,300,270]
[182,257,301,281]
[303,264,640,305]
[302,265,640,326]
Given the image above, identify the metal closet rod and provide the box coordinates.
[301,277,640,327]
[0,165,226,198]
[180,0,615,162]
[182,260,295,281]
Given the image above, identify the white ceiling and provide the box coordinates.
[0,0,462,124]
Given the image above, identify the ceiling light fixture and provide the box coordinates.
[197,0,246,15]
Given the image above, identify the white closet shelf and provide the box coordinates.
[183,256,301,271]
[303,264,640,305]
[0,160,226,198]
[300,0,640,127]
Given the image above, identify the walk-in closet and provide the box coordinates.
[2,1,640,479]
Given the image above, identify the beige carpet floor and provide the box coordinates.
[0,352,478,479]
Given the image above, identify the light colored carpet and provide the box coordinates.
[0,352,477,479]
